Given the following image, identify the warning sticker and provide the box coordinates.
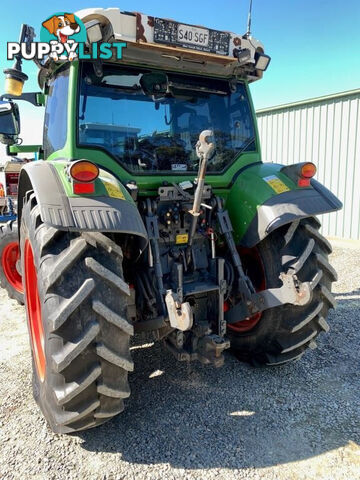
[263,175,290,194]
[176,234,189,244]
[103,181,125,200]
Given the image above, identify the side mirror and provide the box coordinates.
[0,100,20,145]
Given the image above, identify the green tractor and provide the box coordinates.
[0,8,341,433]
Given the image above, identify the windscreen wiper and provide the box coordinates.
[237,136,255,156]
[168,80,228,96]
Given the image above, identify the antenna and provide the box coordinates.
[246,0,253,37]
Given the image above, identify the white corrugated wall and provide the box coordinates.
[256,89,360,240]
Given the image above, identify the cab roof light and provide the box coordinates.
[233,48,252,65]
[84,19,114,46]
[69,160,99,183]
[85,20,103,44]
[254,52,271,71]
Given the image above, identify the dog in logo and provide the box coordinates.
[42,13,80,61]
[42,13,80,43]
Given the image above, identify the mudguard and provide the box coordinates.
[226,163,342,248]
[18,160,148,249]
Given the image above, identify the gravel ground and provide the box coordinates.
[0,246,359,480]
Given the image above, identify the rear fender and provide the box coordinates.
[18,160,148,250]
[226,163,342,247]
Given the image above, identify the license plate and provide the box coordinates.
[177,24,209,47]
[153,18,230,56]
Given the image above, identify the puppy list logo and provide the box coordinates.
[7,12,126,62]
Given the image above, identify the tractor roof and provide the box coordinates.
[76,8,268,81]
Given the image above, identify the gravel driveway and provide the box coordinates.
[0,246,359,480]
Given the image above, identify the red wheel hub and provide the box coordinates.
[1,241,23,293]
[227,246,266,333]
[24,239,45,382]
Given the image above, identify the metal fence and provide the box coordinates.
[256,89,360,240]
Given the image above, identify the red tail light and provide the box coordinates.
[301,163,317,178]
[73,182,95,195]
[70,161,99,183]
[69,160,99,195]
[298,162,316,187]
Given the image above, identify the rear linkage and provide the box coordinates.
[217,197,312,325]
[143,189,229,368]
[141,130,312,367]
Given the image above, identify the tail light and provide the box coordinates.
[69,161,99,182]
[0,183,4,197]
[73,182,95,194]
[298,162,317,187]
[281,162,317,188]
[69,160,99,195]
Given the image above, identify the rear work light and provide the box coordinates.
[69,160,99,183]
[254,51,271,71]
[298,162,317,187]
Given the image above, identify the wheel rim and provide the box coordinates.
[227,246,266,333]
[24,239,45,382]
[1,241,23,293]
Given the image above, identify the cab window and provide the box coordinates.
[43,67,69,157]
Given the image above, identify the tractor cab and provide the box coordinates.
[34,8,271,190]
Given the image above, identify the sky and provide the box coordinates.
[0,0,359,148]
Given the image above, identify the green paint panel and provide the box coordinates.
[226,163,299,243]
[36,93,46,106]
[50,160,134,203]
[50,147,261,191]
[8,144,41,154]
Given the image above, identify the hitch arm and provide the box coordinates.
[144,199,166,316]
[225,272,312,324]
[215,198,254,299]
[186,130,214,263]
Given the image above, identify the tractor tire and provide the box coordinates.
[20,192,134,433]
[228,217,337,366]
[0,220,24,304]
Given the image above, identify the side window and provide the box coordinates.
[230,89,254,149]
[43,67,69,158]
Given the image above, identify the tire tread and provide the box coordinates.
[229,217,337,367]
[21,193,133,433]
